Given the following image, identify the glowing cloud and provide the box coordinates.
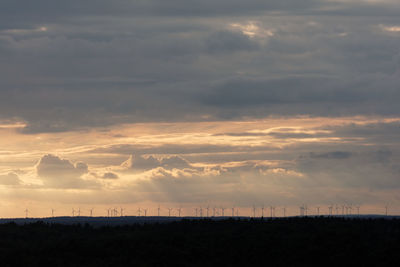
[35,154,97,189]
[230,21,274,38]
[380,25,400,32]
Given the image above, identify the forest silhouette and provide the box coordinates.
[1,217,399,266]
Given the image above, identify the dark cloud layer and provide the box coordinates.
[1,0,400,132]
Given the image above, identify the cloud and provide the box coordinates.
[230,21,274,38]
[91,172,119,180]
[205,30,259,54]
[0,172,21,185]
[296,150,400,190]
[121,154,192,171]
[160,156,192,169]
[35,154,97,188]
[309,151,352,159]
[121,155,162,171]
[380,25,400,33]
[101,172,119,179]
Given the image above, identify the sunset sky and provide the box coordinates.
[1,0,400,218]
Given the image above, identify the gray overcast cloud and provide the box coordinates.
[1,0,400,132]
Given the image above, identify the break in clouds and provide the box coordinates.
[1,118,399,210]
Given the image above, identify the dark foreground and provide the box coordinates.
[1,218,399,267]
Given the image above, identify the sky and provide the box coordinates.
[1,0,400,218]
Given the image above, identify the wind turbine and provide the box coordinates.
[195,207,198,217]
[270,206,274,218]
[385,205,389,216]
[199,207,203,217]
[143,209,147,217]
[168,208,173,217]
[158,205,161,217]
[316,206,320,216]
[177,207,182,217]
[51,208,55,218]
[221,207,225,217]
[89,208,94,217]
[206,206,210,217]
[252,205,256,218]
[212,207,216,217]
[138,207,141,217]
[120,208,124,217]
[283,206,286,217]
[72,208,75,217]
[25,208,29,218]
[78,208,81,217]
[328,205,333,216]
[231,207,235,217]
[261,206,265,218]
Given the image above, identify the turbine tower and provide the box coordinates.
[261,206,265,218]
[168,208,173,217]
[89,208,94,217]
[138,207,141,217]
[72,208,75,217]
[158,205,161,217]
[252,205,256,218]
[51,208,55,218]
[144,209,147,217]
[25,208,29,218]
[328,205,333,216]
[177,207,182,217]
